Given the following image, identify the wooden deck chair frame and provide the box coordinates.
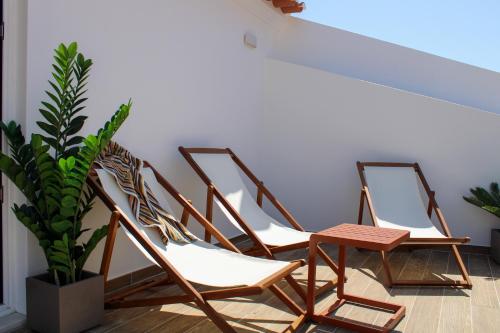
[87,161,308,333]
[356,161,472,288]
[179,147,341,301]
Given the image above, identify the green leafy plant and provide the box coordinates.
[464,182,500,218]
[0,42,131,285]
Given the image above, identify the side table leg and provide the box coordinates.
[307,240,317,317]
[337,245,346,298]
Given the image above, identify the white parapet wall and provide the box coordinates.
[260,58,500,246]
[271,17,500,115]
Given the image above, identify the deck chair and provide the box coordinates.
[87,161,308,333]
[178,147,341,300]
[356,162,472,288]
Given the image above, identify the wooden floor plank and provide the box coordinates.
[471,305,500,333]
[438,252,472,333]
[183,292,288,333]
[487,255,500,308]
[371,250,412,328]
[332,251,387,331]
[107,287,206,333]
[316,248,371,315]
[469,254,498,308]
[403,251,448,333]
[91,247,491,333]
[381,249,430,332]
[88,285,175,332]
[326,249,375,333]
[148,285,281,332]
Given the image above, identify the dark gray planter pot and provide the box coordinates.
[491,229,500,264]
[26,271,104,333]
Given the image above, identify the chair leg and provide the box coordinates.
[451,245,473,288]
[269,284,305,316]
[269,284,307,333]
[281,313,307,333]
[314,277,338,297]
[317,246,340,275]
[193,297,237,333]
[380,250,394,287]
[285,274,308,301]
[100,211,121,288]
[357,191,365,225]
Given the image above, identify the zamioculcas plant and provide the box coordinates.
[463,183,500,218]
[0,42,131,286]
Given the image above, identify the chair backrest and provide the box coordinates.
[190,153,285,233]
[363,166,445,237]
[96,167,179,263]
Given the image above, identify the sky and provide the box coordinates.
[293,0,500,73]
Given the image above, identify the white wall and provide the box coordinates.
[270,18,500,115]
[23,0,286,286]
[3,0,30,314]
[260,58,500,247]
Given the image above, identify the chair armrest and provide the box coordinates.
[180,200,193,227]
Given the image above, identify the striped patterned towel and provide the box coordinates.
[95,141,196,244]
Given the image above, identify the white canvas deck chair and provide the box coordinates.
[356,162,472,288]
[179,147,341,300]
[87,161,308,333]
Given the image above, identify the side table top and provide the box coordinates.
[311,224,410,252]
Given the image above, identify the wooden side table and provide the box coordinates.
[307,224,410,333]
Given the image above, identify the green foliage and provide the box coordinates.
[464,182,500,219]
[0,42,131,285]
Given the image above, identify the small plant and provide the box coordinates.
[0,42,131,285]
[463,182,500,218]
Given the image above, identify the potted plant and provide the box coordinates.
[464,183,500,263]
[0,42,131,333]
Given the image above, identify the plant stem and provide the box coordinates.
[71,259,76,283]
[53,269,60,287]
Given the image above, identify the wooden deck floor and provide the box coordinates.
[87,246,500,333]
